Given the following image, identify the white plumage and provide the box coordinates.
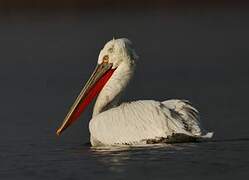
[57,38,213,146]
[90,100,212,146]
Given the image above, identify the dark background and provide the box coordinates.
[0,1,249,179]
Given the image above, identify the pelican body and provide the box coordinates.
[56,38,213,146]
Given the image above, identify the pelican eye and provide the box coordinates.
[103,55,109,63]
[108,47,114,53]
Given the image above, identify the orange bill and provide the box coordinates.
[56,62,115,135]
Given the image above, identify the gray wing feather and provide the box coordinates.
[162,99,201,136]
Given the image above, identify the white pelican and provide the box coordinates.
[56,38,213,146]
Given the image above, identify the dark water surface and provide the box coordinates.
[2,140,249,180]
[1,8,249,179]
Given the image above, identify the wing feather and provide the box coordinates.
[89,100,212,146]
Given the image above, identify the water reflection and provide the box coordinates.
[88,144,191,173]
[90,143,196,155]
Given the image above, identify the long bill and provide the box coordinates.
[56,62,115,136]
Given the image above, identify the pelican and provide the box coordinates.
[56,38,213,146]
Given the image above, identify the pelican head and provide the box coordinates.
[98,38,138,68]
[56,38,138,135]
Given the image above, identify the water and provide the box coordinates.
[2,140,249,180]
[1,8,249,180]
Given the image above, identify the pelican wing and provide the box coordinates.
[89,100,211,146]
